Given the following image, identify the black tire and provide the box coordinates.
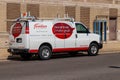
[39,46,52,60]
[88,43,99,56]
[20,54,32,60]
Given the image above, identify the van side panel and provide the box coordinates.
[29,21,55,52]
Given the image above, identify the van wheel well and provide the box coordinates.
[40,43,52,50]
[90,41,99,47]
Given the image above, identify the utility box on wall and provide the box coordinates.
[93,20,107,42]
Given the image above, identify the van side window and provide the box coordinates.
[75,23,88,33]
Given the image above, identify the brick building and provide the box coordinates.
[0,0,120,49]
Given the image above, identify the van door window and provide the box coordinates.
[75,23,89,33]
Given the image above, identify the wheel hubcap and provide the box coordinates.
[42,49,50,58]
[91,46,97,54]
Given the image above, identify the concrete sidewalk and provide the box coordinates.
[0,41,120,60]
[100,41,120,53]
[0,48,10,60]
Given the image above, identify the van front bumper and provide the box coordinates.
[7,48,29,54]
[98,43,103,49]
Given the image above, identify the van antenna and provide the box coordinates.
[28,11,31,17]
[57,13,60,18]
[64,13,69,18]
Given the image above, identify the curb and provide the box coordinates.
[0,50,120,62]
[100,51,120,54]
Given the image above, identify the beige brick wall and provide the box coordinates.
[118,9,120,30]
[65,6,75,19]
[40,4,65,18]
[0,2,6,32]
[21,3,27,13]
[109,8,118,17]
[75,6,80,22]
[116,1,120,4]
[117,9,120,40]
[72,0,84,2]
[27,4,39,17]
[0,33,8,48]
[0,0,115,4]
[80,7,90,28]
[87,0,113,4]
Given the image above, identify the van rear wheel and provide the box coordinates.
[88,43,99,56]
[39,46,52,60]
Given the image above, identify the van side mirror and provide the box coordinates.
[87,28,89,31]
[87,28,90,33]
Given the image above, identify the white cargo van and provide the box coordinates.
[8,15,103,60]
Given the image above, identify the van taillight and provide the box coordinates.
[25,26,29,34]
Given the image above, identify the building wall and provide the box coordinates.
[7,3,20,32]
[117,8,120,40]
[0,2,6,32]
[80,7,90,28]
[0,0,120,48]
[40,5,65,18]
[90,7,109,40]
[87,0,113,4]
[27,4,39,17]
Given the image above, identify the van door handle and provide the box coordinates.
[64,34,67,38]
[75,34,78,38]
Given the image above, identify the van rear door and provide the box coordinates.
[9,21,29,49]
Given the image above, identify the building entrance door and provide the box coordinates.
[109,18,117,40]
[93,20,107,42]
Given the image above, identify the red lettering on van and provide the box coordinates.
[52,23,74,39]
[12,23,22,39]
[34,23,47,29]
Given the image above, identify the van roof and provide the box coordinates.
[6,16,75,23]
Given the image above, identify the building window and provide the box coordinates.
[65,6,75,19]
[27,4,39,17]
[7,3,20,32]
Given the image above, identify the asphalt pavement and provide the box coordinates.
[0,53,120,80]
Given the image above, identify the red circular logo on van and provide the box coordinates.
[12,23,22,39]
[52,23,74,39]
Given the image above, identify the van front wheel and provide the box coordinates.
[88,43,99,56]
[39,46,52,60]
